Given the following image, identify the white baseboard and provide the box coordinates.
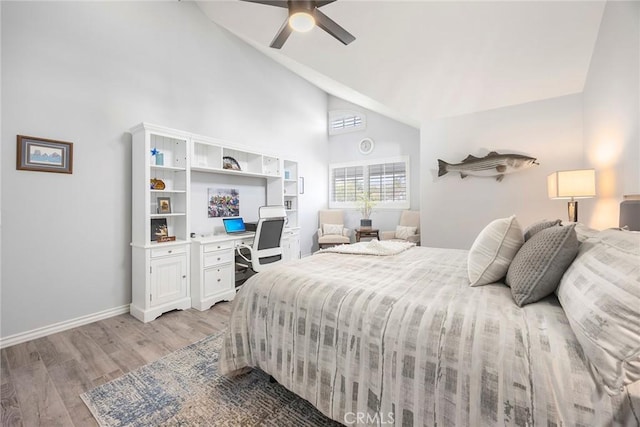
[0,305,130,349]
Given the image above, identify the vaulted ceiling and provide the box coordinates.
[197,1,606,126]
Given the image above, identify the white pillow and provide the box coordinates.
[468,215,524,287]
[396,225,417,240]
[557,229,640,395]
[323,223,344,236]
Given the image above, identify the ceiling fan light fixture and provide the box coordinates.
[289,11,315,32]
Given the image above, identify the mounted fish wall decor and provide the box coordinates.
[438,151,538,182]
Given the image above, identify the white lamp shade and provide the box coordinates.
[547,169,596,199]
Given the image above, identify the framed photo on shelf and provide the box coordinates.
[151,218,168,241]
[157,197,172,214]
[16,135,73,174]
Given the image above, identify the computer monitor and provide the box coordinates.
[223,217,247,234]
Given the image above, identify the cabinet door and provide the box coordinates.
[150,255,187,307]
[289,233,301,260]
[282,232,301,261]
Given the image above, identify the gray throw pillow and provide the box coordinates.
[523,219,561,241]
[506,224,579,306]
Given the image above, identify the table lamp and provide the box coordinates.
[619,195,640,231]
[547,169,596,222]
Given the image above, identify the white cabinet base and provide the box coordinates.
[130,297,191,323]
[191,290,236,311]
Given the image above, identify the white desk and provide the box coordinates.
[190,228,301,311]
[190,233,255,311]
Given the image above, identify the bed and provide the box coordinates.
[220,230,640,426]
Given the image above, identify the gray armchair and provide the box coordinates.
[380,210,420,245]
[317,210,351,248]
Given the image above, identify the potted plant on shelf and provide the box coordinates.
[358,192,376,229]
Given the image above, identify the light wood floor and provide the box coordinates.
[0,302,232,427]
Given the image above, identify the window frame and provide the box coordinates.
[328,109,367,135]
[329,155,410,210]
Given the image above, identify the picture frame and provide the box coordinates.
[150,218,168,242]
[17,135,73,174]
[157,197,172,214]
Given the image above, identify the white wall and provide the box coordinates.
[420,94,585,249]
[582,1,640,229]
[328,97,420,234]
[1,2,329,338]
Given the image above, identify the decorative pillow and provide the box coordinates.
[556,228,640,395]
[468,215,524,287]
[523,219,561,241]
[506,224,579,306]
[395,225,417,240]
[323,223,344,236]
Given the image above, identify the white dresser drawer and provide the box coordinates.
[203,264,233,297]
[204,241,233,252]
[204,250,233,268]
[151,246,186,258]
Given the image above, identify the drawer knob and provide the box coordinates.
[168,250,173,254]
[217,257,221,261]
[217,278,221,282]
[182,275,186,279]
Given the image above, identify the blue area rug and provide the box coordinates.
[81,332,341,426]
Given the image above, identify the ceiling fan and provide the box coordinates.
[239,0,356,49]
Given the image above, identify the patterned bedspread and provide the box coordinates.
[220,247,639,426]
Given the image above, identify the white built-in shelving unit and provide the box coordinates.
[130,123,300,322]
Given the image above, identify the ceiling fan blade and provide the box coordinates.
[270,18,293,49]
[315,0,337,7]
[313,9,355,45]
[239,0,289,8]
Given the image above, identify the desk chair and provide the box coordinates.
[236,206,286,273]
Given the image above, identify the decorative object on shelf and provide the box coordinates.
[150,178,166,190]
[437,151,538,182]
[358,191,376,228]
[16,135,73,174]
[284,169,291,180]
[620,194,640,231]
[150,218,168,241]
[150,147,164,166]
[208,188,239,218]
[157,197,172,214]
[299,177,305,194]
[285,200,292,210]
[547,169,596,222]
[358,137,375,155]
[157,235,176,242]
[222,156,241,171]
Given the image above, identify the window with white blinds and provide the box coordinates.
[328,110,366,135]
[329,156,410,209]
[368,162,407,203]
[331,165,364,202]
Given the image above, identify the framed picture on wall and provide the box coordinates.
[157,197,172,214]
[16,135,73,174]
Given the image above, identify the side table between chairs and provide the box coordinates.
[355,228,379,242]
